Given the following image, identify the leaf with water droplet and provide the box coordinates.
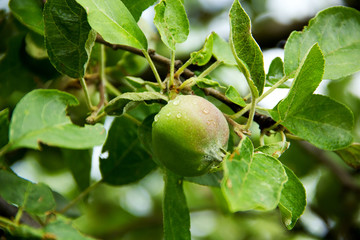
[202,109,209,114]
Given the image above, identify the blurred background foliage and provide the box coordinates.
[1,0,360,239]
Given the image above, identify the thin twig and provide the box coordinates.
[299,141,360,193]
[95,35,194,78]
[59,180,101,214]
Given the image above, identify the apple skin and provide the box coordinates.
[152,95,229,176]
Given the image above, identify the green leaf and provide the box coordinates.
[154,0,190,50]
[121,0,157,22]
[25,32,48,59]
[212,33,236,65]
[100,116,157,185]
[9,89,106,151]
[45,218,95,240]
[163,170,191,240]
[190,34,213,66]
[185,171,223,187]
[225,85,246,107]
[255,141,290,158]
[195,78,221,89]
[229,0,265,95]
[62,149,92,191]
[0,170,55,214]
[273,44,324,118]
[0,109,9,148]
[44,0,96,78]
[266,57,290,88]
[76,0,148,50]
[221,137,288,211]
[0,34,36,99]
[279,166,306,230]
[269,44,353,150]
[9,0,44,35]
[335,143,360,169]
[285,6,360,79]
[271,95,354,151]
[105,92,168,116]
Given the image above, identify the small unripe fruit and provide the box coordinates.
[152,95,229,176]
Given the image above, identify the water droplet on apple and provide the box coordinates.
[154,115,159,122]
[207,120,215,126]
[202,109,209,114]
[176,113,182,118]
[173,99,180,105]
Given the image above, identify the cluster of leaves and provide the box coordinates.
[1,0,360,239]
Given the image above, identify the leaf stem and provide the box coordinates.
[0,216,17,227]
[87,111,106,124]
[169,50,176,87]
[123,113,142,126]
[14,183,30,225]
[80,77,94,110]
[142,50,164,91]
[259,133,265,146]
[230,105,250,119]
[105,80,122,96]
[59,180,101,214]
[178,78,196,91]
[231,76,289,119]
[175,58,192,77]
[0,143,11,158]
[98,44,107,108]
[257,75,289,104]
[197,60,221,78]
[14,207,23,225]
[244,95,256,130]
[224,114,246,138]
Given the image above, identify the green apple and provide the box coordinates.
[152,95,229,176]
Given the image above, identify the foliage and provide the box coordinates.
[1,0,360,239]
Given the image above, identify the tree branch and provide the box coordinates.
[0,197,41,228]
[96,35,194,78]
